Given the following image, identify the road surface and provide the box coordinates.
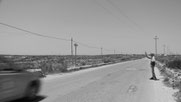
[39,58,175,102]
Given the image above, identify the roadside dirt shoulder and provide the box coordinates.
[152,67,177,102]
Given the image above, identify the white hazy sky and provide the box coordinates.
[0,0,181,55]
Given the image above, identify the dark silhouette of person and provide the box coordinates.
[145,52,158,80]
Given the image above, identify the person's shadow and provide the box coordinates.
[10,95,46,102]
[149,78,159,81]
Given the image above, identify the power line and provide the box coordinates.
[0,22,70,41]
[93,0,150,40]
[93,0,134,31]
[106,0,138,26]
[73,41,100,50]
[73,40,121,55]
[105,0,146,33]
[93,0,122,22]
[74,40,115,52]
[104,48,112,51]
[0,22,122,54]
[0,22,105,50]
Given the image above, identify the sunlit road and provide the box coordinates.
[39,58,163,102]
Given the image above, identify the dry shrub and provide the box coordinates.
[167,59,181,70]
[173,92,181,102]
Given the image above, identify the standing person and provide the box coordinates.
[145,52,158,80]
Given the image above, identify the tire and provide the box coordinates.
[25,81,40,100]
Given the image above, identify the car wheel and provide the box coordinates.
[26,85,39,100]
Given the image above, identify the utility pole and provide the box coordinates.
[71,38,74,66]
[101,47,103,55]
[167,46,169,55]
[114,50,115,54]
[154,36,159,56]
[74,43,78,66]
[163,44,166,56]
[71,38,73,56]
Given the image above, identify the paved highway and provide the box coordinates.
[39,58,174,102]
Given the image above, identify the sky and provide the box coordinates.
[0,0,181,55]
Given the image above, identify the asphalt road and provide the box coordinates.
[38,58,166,102]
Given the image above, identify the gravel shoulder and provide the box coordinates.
[152,66,177,102]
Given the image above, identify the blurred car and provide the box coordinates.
[0,68,41,102]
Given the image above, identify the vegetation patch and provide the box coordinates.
[157,55,181,102]
[173,91,181,102]
[0,54,144,75]
[157,55,181,70]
